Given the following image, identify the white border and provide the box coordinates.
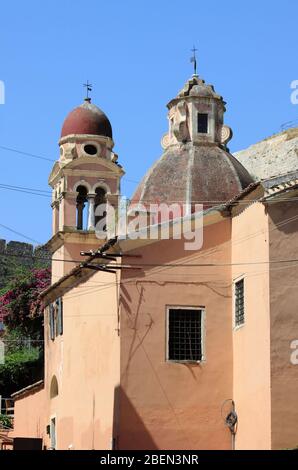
[73,180,92,193]
[92,181,111,194]
[233,275,245,331]
[50,413,57,450]
[165,305,206,363]
[81,141,101,157]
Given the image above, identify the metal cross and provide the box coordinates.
[83,80,92,100]
[190,46,198,76]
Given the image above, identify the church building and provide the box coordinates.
[10,71,298,450]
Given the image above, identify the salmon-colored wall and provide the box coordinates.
[268,201,298,449]
[63,198,76,228]
[232,202,271,450]
[43,270,120,450]
[51,246,65,282]
[51,237,102,282]
[13,388,48,445]
[118,219,233,450]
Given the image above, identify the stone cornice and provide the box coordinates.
[59,133,114,149]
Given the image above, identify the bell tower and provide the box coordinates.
[47,97,124,279]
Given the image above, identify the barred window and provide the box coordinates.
[235,279,245,327]
[168,308,203,362]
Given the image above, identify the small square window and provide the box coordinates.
[197,113,208,134]
[168,308,203,362]
[235,279,245,327]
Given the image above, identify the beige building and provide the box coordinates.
[9,74,298,450]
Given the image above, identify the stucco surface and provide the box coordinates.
[118,220,233,450]
[232,202,271,450]
[268,201,298,449]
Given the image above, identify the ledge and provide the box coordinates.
[11,380,44,400]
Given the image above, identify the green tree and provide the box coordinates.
[0,267,50,396]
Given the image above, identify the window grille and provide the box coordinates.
[168,308,202,361]
[235,279,245,327]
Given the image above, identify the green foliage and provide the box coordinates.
[0,346,42,396]
[0,266,50,396]
[0,267,51,337]
[0,414,13,429]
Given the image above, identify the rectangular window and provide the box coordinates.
[49,304,55,341]
[57,297,63,336]
[235,279,245,327]
[167,308,203,362]
[197,113,208,133]
[49,297,63,340]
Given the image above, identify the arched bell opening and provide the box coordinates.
[76,185,88,230]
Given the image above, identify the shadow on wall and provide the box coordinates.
[269,202,298,235]
[113,386,157,450]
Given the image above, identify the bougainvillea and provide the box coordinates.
[0,267,50,396]
[0,267,51,337]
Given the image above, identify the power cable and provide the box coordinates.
[2,143,298,199]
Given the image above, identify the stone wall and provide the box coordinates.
[0,239,51,289]
[234,128,298,181]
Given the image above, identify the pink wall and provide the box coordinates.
[43,270,120,450]
[118,220,233,450]
[13,387,48,445]
[51,236,102,282]
[232,202,271,450]
[268,201,298,449]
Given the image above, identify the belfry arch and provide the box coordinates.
[76,185,88,230]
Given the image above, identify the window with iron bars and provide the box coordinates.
[167,308,203,362]
[235,279,245,327]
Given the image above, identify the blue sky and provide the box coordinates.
[0,0,297,245]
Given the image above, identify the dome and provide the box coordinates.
[131,144,253,212]
[189,84,217,98]
[176,76,223,101]
[61,100,112,139]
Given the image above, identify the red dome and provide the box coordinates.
[61,100,112,138]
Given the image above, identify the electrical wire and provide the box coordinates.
[0,224,42,245]
[0,145,54,162]
[1,143,298,201]
[1,180,298,204]
[2,211,298,265]
[0,183,50,194]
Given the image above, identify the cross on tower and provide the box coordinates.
[83,80,92,101]
[190,46,198,76]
